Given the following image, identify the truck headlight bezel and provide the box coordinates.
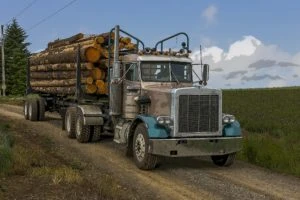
[222,114,235,124]
[156,116,173,126]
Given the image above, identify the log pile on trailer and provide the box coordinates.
[29,32,136,95]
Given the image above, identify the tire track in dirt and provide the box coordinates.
[0,105,217,200]
[1,104,299,200]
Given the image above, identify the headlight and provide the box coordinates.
[222,114,235,124]
[156,116,173,126]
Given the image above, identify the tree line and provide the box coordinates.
[0,19,30,96]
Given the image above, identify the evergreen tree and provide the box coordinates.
[2,19,30,95]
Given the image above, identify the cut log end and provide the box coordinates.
[86,77,94,85]
[92,68,106,80]
[86,84,97,94]
[85,47,101,63]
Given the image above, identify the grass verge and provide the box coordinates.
[0,96,24,106]
[0,124,13,175]
[224,88,300,176]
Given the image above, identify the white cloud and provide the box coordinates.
[190,35,300,89]
[202,5,218,23]
[225,36,262,60]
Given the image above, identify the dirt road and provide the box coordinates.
[0,104,299,200]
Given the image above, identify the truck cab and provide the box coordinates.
[111,40,242,169]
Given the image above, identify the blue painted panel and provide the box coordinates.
[136,115,169,138]
[223,121,242,137]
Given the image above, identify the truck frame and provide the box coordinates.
[24,25,242,170]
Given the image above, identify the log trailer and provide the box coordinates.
[24,25,242,170]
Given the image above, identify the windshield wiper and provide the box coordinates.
[171,70,180,85]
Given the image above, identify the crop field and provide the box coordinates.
[223,87,300,176]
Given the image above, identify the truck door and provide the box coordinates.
[123,63,141,119]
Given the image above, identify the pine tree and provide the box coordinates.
[3,19,30,95]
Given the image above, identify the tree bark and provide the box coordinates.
[30,63,88,72]
[30,79,85,87]
[30,70,89,80]
[32,86,76,95]
[30,45,100,65]
[47,33,84,49]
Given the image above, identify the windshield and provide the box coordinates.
[141,62,192,82]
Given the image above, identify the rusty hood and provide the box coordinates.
[141,82,192,116]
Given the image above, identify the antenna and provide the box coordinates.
[200,45,203,67]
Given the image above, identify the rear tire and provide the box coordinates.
[38,98,46,121]
[24,100,29,120]
[91,125,102,142]
[133,123,158,170]
[75,109,91,143]
[211,153,236,167]
[28,99,38,121]
[65,107,77,138]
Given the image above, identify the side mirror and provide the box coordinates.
[202,64,209,86]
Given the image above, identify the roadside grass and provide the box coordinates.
[0,94,41,106]
[223,87,300,176]
[31,166,83,185]
[0,120,133,199]
[0,96,24,106]
[0,124,13,175]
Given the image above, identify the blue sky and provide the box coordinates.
[1,0,300,88]
[0,0,299,53]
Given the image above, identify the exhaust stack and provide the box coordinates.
[109,25,122,116]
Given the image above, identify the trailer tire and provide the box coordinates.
[75,109,91,143]
[38,98,46,121]
[133,123,158,170]
[91,125,102,142]
[28,99,38,121]
[24,100,29,120]
[211,153,236,167]
[65,107,77,138]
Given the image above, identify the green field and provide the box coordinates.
[223,87,300,176]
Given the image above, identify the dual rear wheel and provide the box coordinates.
[64,107,102,143]
[24,98,45,121]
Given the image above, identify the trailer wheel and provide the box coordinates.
[24,100,29,120]
[133,123,158,170]
[211,153,236,167]
[28,99,38,121]
[38,98,46,121]
[91,125,102,142]
[75,109,91,143]
[65,107,76,138]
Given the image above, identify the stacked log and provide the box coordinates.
[30,32,136,95]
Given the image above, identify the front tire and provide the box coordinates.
[133,123,158,170]
[75,109,91,143]
[211,153,236,167]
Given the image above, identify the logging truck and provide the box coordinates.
[23,25,242,170]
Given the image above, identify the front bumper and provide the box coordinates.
[149,137,242,157]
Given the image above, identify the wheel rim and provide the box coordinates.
[135,133,146,162]
[66,113,71,132]
[76,117,81,137]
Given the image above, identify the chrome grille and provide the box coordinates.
[178,95,219,133]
